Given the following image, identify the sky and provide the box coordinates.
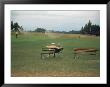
[11,10,100,32]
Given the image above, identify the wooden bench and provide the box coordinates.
[74,48,98,58]
[41,47,63,59]
[41,48,55,59]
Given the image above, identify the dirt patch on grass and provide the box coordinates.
[11,70,100,77]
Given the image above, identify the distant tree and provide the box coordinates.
[11,21,24,32]
[80,20,100,36]
[91,24,100,36]
[20,26,23,30]
[68,30,80,34]
[80,26,84,34]
[19,26,24,32]
[34,28,46,33]
[13,22,20,31]
[87,20,92,34]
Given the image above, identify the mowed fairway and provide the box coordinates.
[11,32,100,77]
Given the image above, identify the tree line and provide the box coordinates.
[80,20,100,36]
[33,20,100,36]
[32,28,80,34]
[11,20,100,36]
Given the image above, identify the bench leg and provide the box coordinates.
[74,53,79,59]
[49,53,50,57]
[53,53,55,57]
[41,52,56,59]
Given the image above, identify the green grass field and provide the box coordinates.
[11,32,100,77]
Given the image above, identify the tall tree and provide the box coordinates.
[11,21,24,32]
[80,20,100,36]
[14,22,20,31]
[87,20,92,34]
[80,26,84,34]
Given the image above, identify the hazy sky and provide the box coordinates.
[11,10,100,31]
